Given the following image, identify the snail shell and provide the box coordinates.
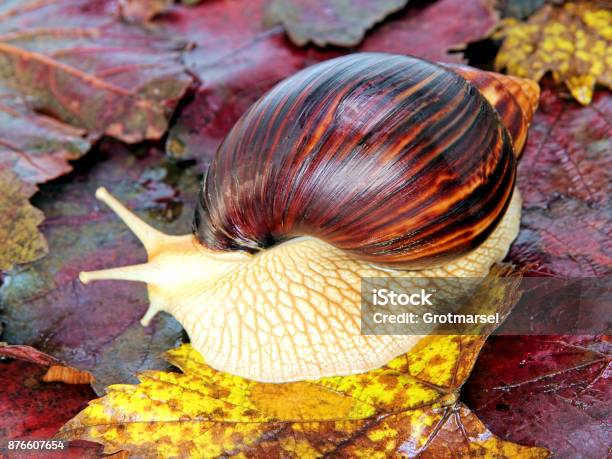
[80,53,539,382]
[197,53,517,268]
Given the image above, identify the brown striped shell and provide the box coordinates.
[194,53,533,269]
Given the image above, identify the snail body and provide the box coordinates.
[80,53,539,382]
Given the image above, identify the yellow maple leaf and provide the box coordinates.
[57,272,549,458]
[495,1,611,105]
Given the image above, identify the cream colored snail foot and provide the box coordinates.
[80,53,539,382]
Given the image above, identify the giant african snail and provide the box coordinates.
[80,53,539,382]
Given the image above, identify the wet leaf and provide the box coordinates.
[495,1,612,105]
[265,0,409,47]
[163,0,499,166]
[464,335,610,459]
[508,84,611,276]
[0,357,100,458]
[0,168,47,271]
[0,67,87,277]
[0,141,193,393]
[0,0,192,144]
[59,340,549,458]
[0,84,87,276]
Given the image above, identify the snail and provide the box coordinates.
[80,53,539,382]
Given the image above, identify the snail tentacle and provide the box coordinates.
[79,262,154,285]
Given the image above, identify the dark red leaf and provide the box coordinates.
[161,0,335,165]
[463,335,610,459]
[162,0,498,166]
[0,0,193,272]
[358,0,499,62]
[0,141,202,393]
[0,358,100,458]
[0,89,90,185]
[462,85,612,458]
[510,86,611,277]
[0,344,95,386]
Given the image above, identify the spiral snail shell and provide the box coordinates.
[80,53,539,382]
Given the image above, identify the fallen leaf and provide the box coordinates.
[0,70,87,277]
[0,0,192,144]
[59,339,549,458]
[461,85,611,458]
[0,168,47,271]
[162,0,499,166]
[508,84,611,276]
[463,335,610,459]
[0,357,100,458]
[0,141,193,393]
[119,0,174,22]
[0,86,90,185]
[358,0,499,62]
[497,0,543,19]
[0,343,59,366]
[265,0,409,47]
[495,1,612,105]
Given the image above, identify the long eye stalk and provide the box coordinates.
[92,187,168,254]
[78,187,174,285]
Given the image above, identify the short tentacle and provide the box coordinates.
[141,286,166,327]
